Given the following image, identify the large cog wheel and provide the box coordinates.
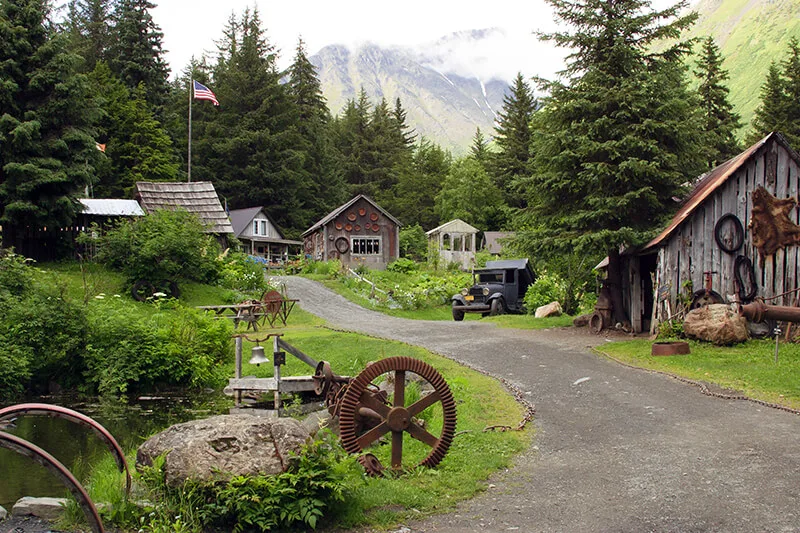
[338,356,457,474]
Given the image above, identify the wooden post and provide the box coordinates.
[273,336,281,411]
[234,336,242,407]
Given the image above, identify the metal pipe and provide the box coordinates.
[739,300,800,323]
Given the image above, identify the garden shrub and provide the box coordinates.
[387,258,417,274]
[96,209,222,287]
[140,431,354,532]
[524,273,567,313]
[218,252,270,293]
[399,224,427,261]
[84,297,231,395]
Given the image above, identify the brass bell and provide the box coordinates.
[249,345,269,366]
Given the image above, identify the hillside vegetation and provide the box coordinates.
[687,0,800,127]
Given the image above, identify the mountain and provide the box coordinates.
[684,0,800,128]
[310,34,511,154]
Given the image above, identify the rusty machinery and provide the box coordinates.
[0,403,132,533]
[312,356,457,476]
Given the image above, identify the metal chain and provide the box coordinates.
[593,347,800,416]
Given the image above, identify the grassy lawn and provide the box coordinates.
[39,263,530,530]
[598,338,800,410]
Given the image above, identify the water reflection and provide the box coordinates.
[0,392,232,510]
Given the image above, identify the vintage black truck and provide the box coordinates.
[451,259,536,321]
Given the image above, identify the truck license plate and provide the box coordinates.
[465,295,474,301]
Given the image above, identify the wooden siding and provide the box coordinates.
[655,140,800,326]
[303,197,399,270]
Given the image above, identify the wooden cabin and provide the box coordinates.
[619,132,800,333]
[134,182,234,246]
[229,207,302,266]
[426,219,479,270]
[302,195,401,270]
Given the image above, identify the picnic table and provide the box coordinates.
[196,290,299,331]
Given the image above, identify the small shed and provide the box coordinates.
[134,181,234,236]
[75,199,145,259]
[302,195,401,270]
[426,219,479,270]
[620,132,800,333]
[482,231,515,255]
[229,207,302,266]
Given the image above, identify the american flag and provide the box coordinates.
[193,80,219,106]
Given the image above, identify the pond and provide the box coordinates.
[0,391,232,511]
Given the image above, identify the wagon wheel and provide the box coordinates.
[313,361,334,397]
[131,279,154,301]
[262,290,283,314]
[338,356,457,475]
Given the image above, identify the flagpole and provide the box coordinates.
[188,79,192,183]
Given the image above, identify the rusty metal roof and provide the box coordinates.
[642,132,792,252]
[135,181,233,234]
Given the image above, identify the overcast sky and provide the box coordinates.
[152,0,565,83]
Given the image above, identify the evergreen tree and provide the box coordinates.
[391,97,416,149]
[694,36,741,167]
[199,8,312,234]
[332,89,376,197]
[436,157,504,230]
[108,0,170,110]
[89,62,180,197]
[286,37,347,221]
[522,0,704,324]
[470,127,491,167]
[0,0,100,258]
[490,72,536,208]
[780,38,800,146]
[64,0,112,72]
[750,62,788,143]
[388,138,451,229]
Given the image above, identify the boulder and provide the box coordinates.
[683,304,749,345]
[11,497,67,519]
[136,414,310,486]
[535,301,563,318]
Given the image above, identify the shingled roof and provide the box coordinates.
[135,181,233,234]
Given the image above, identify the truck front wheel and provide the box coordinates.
[452,301,465,321]
[490,298,504,316]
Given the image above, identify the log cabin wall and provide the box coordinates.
[654,137,800,324]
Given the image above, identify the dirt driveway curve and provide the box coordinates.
[280,277,800,533]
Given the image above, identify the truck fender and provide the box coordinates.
[451,295,467,306]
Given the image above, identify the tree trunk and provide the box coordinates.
[606,249,630,326]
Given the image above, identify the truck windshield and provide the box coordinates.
[477,271,503,283]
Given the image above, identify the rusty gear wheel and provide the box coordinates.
[338,356,457,474]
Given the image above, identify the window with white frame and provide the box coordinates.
[253,220,259,235]
[351,237,381,255]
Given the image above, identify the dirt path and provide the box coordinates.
[281,276,800,533]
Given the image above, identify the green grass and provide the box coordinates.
[598,338,800,409]
[39,263,530,531]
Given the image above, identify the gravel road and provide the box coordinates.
[281,276,800,533]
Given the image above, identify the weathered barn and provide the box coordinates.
[620,132,800,333]
[134,182,234,244]
[229,207,302,265]
[302,195,401,270]
[426,219,479,270]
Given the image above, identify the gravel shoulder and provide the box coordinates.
[280,276,800,533]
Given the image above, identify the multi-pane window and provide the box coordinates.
[351,237,381,255]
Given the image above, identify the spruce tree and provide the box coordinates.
[750,62,788,143]
[64,0,112,72]
[388,138,451,229]
[524,0,704,324]
[89,63,180,197]
[470,127,491,166]
[694,36,741,167]
[108,0,170,110]
[286,37,347,221]
[780,38,800,146]
[490,72,536,208]
[0,0,100,258]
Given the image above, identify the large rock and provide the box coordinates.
[535,301,563,318]
[12,497,67,519]
[136,414,310,486]
[683,304,749,345]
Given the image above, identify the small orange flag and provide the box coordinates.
[96,142,106,153]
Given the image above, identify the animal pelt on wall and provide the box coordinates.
[748,186,800,266]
